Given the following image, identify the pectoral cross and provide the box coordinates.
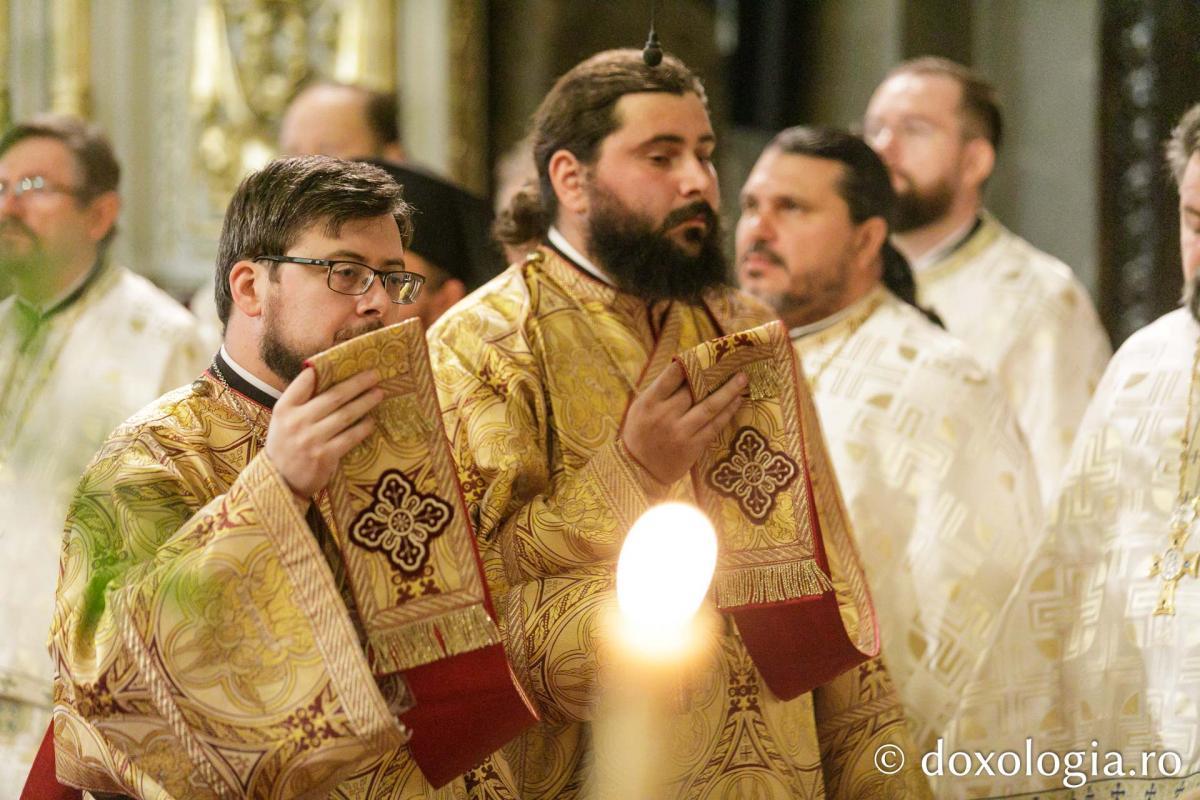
[1150,517,1200,615]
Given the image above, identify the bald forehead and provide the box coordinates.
[293,85,370,115]
[280,85,378,157]
[872,71,965,117]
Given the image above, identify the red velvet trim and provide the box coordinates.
[20,724,81,800]
[734,594,867,701]
[400,643,538,788]
[731,465,876,700]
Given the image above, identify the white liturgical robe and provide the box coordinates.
[914,213,1111,501]
[943,307,1200,799]
[0,261,209,793]
[791,287,1044,752]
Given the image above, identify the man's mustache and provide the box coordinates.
[741,241,785,267]
[0,218,37,242]
[333,319,385,343]
[661,201,718,232]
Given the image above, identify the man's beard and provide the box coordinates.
[0,218,43,274]
[739,241,851,328]
[1185,271,1200,325]
[259,295,384,383]
[585,185,730,303]
[892,175,956,233]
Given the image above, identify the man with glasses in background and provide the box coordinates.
[0,114,207,792]
[863,58,1111,499]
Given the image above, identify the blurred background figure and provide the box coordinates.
[939,100,1200,800]
[362,157,502,326]
[863,57,1112,499]
[279,81,406,162]
[0,114,208,790]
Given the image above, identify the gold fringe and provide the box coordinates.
[713,559,833,608]
[368,603,501,674]
[745,359,780,400]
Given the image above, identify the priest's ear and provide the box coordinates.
[960,136,996,194]
[853,216,889,275]
[227,258,269,319]
[84,191,120,244]
[547,149,589,216]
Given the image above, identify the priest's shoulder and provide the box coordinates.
[100,265,207,341]
[1112,306,1198,362]
[99,381,214,453]
[988,221,1093,308]
[883,294,996,382]
[428,258,539,352]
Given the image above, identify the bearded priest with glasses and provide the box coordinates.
[27,156,536,799]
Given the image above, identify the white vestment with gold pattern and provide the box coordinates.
[914,213,1112,500]
[0,263,209,795]
[942,308,1200,799]
[792,287,1044,753]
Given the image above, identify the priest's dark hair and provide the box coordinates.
[213,156,413,327]
[1168,103,1200,322]
[0,113,121,245]
[768,125,941,325]
[494,48,707,249]
[1167,102,1200,185]
[884,57,1002,151]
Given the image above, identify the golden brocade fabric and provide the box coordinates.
[428,246,929,799]
[675,320,879,700]
[941,308,1200,799]
[914,212,1111,501]
[307,319,501,675]
[48,369,516,799]
[306,320,536,787]
[792,288,1044,754]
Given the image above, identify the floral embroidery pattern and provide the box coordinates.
[282,694,336,752]
[708,427,798,521]
[349,469,453,575]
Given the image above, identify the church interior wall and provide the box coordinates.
[1,0,1188,339]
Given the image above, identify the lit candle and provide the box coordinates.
[589,502,721,799]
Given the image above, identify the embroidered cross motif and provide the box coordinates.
[349,469,453,575]
[1151,509,1200,616]
[708,426,799,522]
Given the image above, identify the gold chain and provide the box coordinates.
[1149,333,1200,615]
[1175,337,1200,507]
[209,362,268,447]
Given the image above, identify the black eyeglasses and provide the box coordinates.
[256,256,424,304]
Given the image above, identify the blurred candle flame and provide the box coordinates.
[615,502,718,658]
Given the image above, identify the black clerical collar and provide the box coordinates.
[211,348,279,410]
[19,254,109,322]
[947,215,984,258]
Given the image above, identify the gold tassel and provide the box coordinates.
[713,559,833,608]
[745,359,780,400]
[368,604,500,674]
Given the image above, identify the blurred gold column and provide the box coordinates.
[448,0,487,195]
[51,0,91,117]
[335,0,396,92]
[0,0,9,128]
